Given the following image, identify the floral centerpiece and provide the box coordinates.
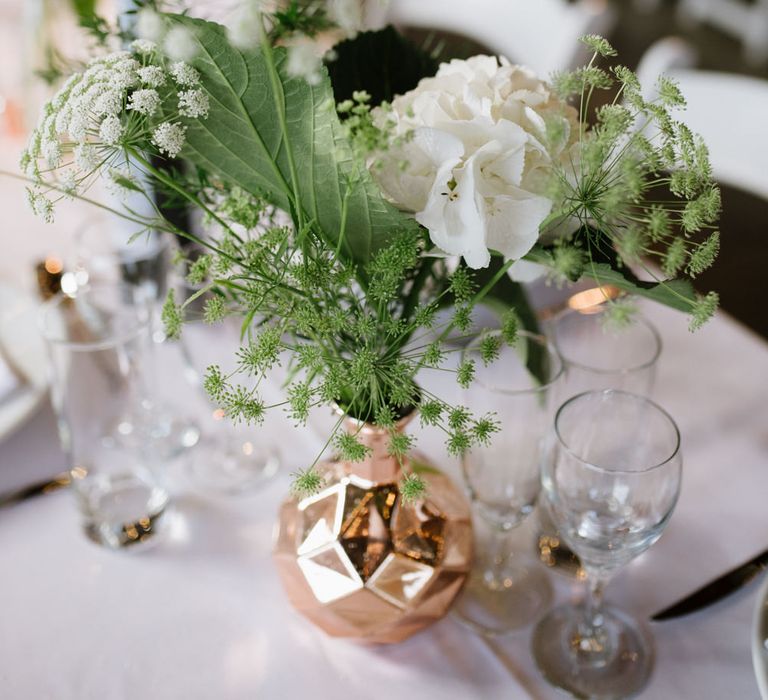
[21,1,719,640]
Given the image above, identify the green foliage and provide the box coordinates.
[535,38,720,328]
[170,14,421,277]
[161,289,183,340]
[291,466,325,497]
[399,472,427,504]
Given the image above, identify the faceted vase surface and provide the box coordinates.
[273,412,473,643]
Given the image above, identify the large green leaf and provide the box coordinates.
[168,15,419,273]
[525,245,698,312]
[473,259,549,386]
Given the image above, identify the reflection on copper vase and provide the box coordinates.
[273,411,472,643]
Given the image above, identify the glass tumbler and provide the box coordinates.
[532,389,682,699]
[40,284,170,549]
[452,331,564,634]
[538,305,662,574]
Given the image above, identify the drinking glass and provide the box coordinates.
[532,389,682,699]
[550,305,662,399]
[67,227,201,457]
[40,284,170,549]
[538,305,662,574]
[177,309,281,497]
[452,331,564,634]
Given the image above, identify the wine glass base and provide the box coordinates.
[451,561,553,636]
[184,438,280,497]
[532,603,654,699]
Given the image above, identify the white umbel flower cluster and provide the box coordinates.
[372,56,579,272]
[21,43,210,223]
[151,122,187,158]
[178,89,209,118]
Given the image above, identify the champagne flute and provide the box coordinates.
[532,389,682,698]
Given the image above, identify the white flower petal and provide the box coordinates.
[507,259,548,282]
[486,189,553,260]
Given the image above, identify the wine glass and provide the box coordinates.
[550,305,662,399]
[451,331,564,634]
[538,304,662,575]
[532,389,682,699]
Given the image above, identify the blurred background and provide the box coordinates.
[0,0,766,336]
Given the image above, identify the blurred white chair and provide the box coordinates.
[637,37,768,199]
[678,0,768,65]
[365,0,616,77]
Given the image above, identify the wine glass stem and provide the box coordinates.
[573,569,613,666]
[482,524,514,588]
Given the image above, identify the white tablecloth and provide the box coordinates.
[2,132,768,698]
[1,281,767,700]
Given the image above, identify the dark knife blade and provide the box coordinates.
[652,548,768,621]
[0,472,71,508]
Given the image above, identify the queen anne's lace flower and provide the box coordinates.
[137,66,166,88]
[41,137,61,169]
[59,170,77,197]
[68,111,89,143]
[372,56,578,272]
[127,89,161,116]
[94,89,123,117]
[131,39,157,56]
[74,143,98,171]
[99,115,123,145]
[151,122,186,158]
[24,45,210,223]
[26,188,54,223]
[169,62,200,87]
[178,89,209,118]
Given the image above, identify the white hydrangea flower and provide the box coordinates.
[131,39,157,56]
[137,65,166,88]
[99,115,123,145]
[136,8,165,43]
[169,62,200,87]
[152,122,186,158]
[372,55,578,271]
[164,26,197,62]
[93,89,123,117]
[127,89,161,116]
[286,42,322,85]
[178,89,209,118]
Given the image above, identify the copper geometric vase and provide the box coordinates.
[273,412,473,644]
